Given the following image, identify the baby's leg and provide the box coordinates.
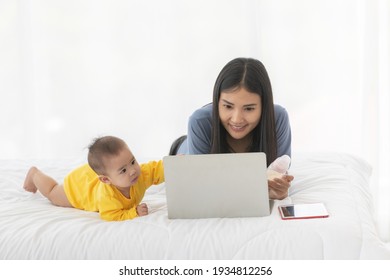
[23,167,72,207]
[23,167,39,193]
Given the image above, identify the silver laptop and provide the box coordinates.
[163,152,271,219]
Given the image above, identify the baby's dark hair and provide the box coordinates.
[87,136,127,175]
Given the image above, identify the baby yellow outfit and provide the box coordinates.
[63,160,164,221]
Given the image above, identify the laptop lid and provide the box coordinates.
[163,152,270,219]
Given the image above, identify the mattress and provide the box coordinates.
[0,153,389,259]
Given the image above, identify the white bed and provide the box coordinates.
[0,153,389,260]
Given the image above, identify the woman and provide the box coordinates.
[170,57,293,199]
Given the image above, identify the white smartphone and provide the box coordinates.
[278,203,329,220]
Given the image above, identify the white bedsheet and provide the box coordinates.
[0,153,389,259]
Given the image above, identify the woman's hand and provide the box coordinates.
[268,173,294,200]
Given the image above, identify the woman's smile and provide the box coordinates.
[228,123,248,133]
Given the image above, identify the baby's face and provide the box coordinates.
[103,147,141,189]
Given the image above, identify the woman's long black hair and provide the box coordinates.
[210,57,277,165]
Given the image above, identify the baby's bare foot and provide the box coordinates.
[23,167,38,193]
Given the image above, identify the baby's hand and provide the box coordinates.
[136,203,148,216]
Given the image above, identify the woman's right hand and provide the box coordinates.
[267,155,293,199]
[267,173,294,200]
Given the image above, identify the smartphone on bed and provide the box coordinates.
[278,203,329,220]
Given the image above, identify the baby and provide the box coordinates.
[23,136,164,221]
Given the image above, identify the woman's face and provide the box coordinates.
[218,87,262,141]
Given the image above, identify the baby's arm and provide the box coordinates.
[141,160,165,186]
[99,204,147,221]
[98,194,148,221]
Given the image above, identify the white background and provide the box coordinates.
[0,0,389,242]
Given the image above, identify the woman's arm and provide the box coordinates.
[186,105,213,154]
[274,105,292,158]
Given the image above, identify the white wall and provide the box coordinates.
[0,0,372,159]
[0,0,369,159]
[0,0,389,240]
[1,0,268,159]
